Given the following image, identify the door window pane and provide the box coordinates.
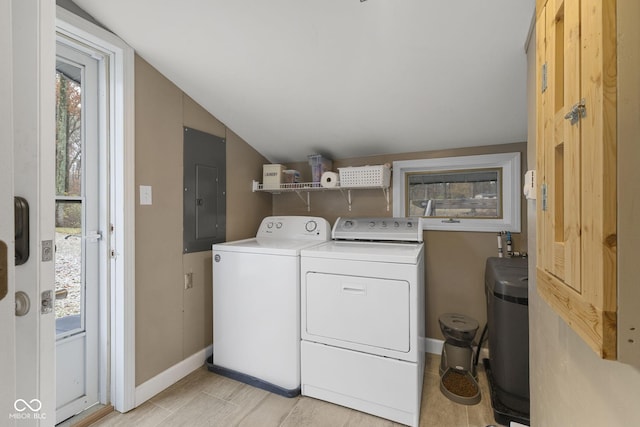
[55,200,83,336]
[56,69,82,197]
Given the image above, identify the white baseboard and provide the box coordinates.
[425,337,444,355]
[135,345,213,407]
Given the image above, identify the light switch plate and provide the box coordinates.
[140,185,152,205]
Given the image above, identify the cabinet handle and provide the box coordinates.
[564,99,586,125]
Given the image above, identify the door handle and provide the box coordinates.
[14,197,29,265]
[0,240,7,301]
[15,291,30,316]
[83,231,102,242]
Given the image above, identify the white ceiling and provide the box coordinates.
[73,0,535,163]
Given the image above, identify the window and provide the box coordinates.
[393,153,521,232]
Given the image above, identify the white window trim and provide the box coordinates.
[56,6,136,413]
[392,152,521,232]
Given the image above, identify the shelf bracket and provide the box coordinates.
[382,187,390,211]
[342,188,389,212]
[293,190,311,212]
[334,189,351,211]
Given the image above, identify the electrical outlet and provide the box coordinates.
[184,272,193,289]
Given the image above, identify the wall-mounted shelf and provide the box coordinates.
[252,180,390,212]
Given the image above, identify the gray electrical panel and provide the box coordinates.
[183,127,226,253]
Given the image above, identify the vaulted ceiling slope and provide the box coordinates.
[73,0,535,163]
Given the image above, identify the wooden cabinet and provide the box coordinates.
[535,0,617,358]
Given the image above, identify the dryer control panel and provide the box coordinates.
[257,216,331,240]
[332,217,423,242]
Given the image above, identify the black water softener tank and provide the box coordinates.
[484,256,529,423]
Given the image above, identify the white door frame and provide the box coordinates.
[55,6,137,413]
[1,0,16,422]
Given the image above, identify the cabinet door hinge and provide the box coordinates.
[541,62,548,93]
[541,183,548,211]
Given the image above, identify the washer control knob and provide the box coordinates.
[344,220,354,228]
[394,221,400,227]
[305,220,317,232]
[267,222,274,229]
[276,222,283,229]
[369,221,376,228]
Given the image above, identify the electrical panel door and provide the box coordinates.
[183,127,226,253]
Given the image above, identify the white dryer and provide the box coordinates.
[300,217,425,426]
[211,216,330,397]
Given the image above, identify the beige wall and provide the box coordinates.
[273,142,527,339]
[616,0,640,366]
[134,56,271,385]
[528,2,640,425]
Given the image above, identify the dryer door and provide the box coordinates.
[304,272,410,352]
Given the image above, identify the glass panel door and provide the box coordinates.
[54,41,100,422]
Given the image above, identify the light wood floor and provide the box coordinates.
[89,353,502,427]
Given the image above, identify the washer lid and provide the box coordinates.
[213,237,327,256]
[301,240,424,264]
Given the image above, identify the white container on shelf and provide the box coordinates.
[263,164,287,189]
[338,165,391,188]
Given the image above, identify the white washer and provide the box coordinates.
[300,217,425,427]
[211,216,330,396]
